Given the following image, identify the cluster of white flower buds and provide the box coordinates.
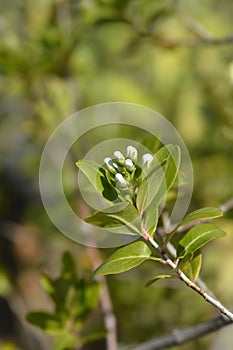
[103,146,154,191]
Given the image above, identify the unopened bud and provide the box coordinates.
[142,153,153,168]
[126,146,138,162]
[104,157,117,174]
[115,173,128,188]
[125,158,134,172]
[114,151,125,165]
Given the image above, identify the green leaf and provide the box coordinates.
[85,202,141,235]
[136,165,165,213]
[145,145,181,218]
[145,274,175,287]
[141,135,160,154]
[76,159,118,201]
[61,251,77,283]
[177,223,226,258]
[179,207,223,226]
[40,274,55,298]
[143,206,158,236]
[27,312,61,333]
[181,250,202,282]
[54,332,77,350]
[93,241,152,276]
[161,145,181,192]
[85,282,100,310]
[80,329,106,345]
[165,207,223,244]
[137,145,180,213]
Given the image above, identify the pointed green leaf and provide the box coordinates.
[85,202,141,235]
[137,145,180,213]
[143,206,158,236]
[76,159,118,201]
[54,332,77,350]
[180,207,223,226]
[93,241,152,276]
[145,274,175,287]
[143,146,181,218]
[165,207,223,245]
[136,174,148,213]
[177,253,194,269]
[85,282,100,310]
[61,251,78,282]
[40,273,55,298]
[141,135,160,154]
[177,223,226,258]
[137,166,165,213]
[181,250,202,282]
[27,311,60,333]
[162,145,181,191]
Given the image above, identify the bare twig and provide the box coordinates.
[145,233,233,321]
[156,199,233,314]
[134,197,233,349]
[86,247,118,350]
[133,316,232,350]
[219,197,233,214]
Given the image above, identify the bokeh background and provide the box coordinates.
[0,1,233,349]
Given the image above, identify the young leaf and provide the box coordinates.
[137,145,180,213]
[144,145,181,214]
[54,332,77,350]
[177,223,226,258]
[61,251,78,282]
[137,166,165,212]
[141,134,160,154]
[145,274,175,287]
[85,202,141,235]
[27,312,61,333]
[143,206,158,236]
[76,159,118,201]
[40,274,55,298]
[165,207,223,245]
[93,241,152,277]
[179,207,223,226]
[181,251,202,282]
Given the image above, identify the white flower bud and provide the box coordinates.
[115,173,128,188]
[114,151,125,164]
[125,158,134,172]
[104,157,117,174]
[126,146,138,162]
[142,153,153,168]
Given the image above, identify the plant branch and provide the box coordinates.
[219,197,233,214]
[133,316,232,350]
[145,234,233,321]
[87,247,118,350]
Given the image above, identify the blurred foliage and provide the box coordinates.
[0,344,20,350]
[0,0,232,349]
[27,252,104,350]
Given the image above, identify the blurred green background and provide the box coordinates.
[0,1,232,349]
